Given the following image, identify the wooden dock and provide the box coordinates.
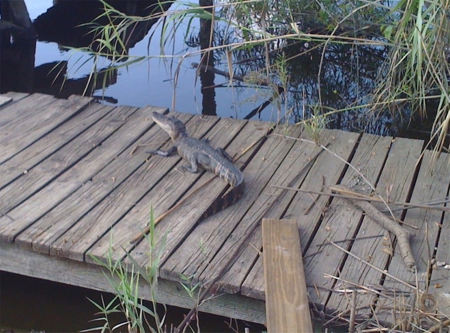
[1,92,450,328]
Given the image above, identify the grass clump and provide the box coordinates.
[85,210,167,333]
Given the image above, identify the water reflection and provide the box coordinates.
[0,0,435,138]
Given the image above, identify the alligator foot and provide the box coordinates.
[146,146,177,157]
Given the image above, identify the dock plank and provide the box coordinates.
[46,113,216,261]
[159,125,302,283]
[379,150,450,321]
[0,95,12,107]
[302,133,393,307]
[207,129,335,294]
[0,103,109,190]
[3,92,450,327]
[241,129,360,300]
[82,115,237,263]
[128,119,271,272]
[0,241,266,324]
[0,105,147,242]
[0,95,92,164]
[15,106,169,254]
[325,137,423,320]
[0,93,55,129]
[263,218,313,333]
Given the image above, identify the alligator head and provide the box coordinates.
[152,112,187,141]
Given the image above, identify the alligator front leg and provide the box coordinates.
[146,146,177,157]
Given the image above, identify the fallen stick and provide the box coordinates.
[332,185,416,271]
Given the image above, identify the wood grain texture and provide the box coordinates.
[380,149,450,322]
[0,103,109,190]
[263,218,313,333]
[213,127,334,294]
[0,94,92,164]
[15,106,169,254]
[159,123,299,283]
[82,114,227,263]
[325,137,423,320]
[0,105,144,242]
[241,129,360,300]
[3,93,450,325]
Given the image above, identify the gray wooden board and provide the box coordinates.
[0,105,147,242]
[379,150,450,320]
[211,129,339,295]
[0,95,12,107]
[82,114,239,264]
[429,152,450,319]
[159,124,303,284]
[0,95,93,164]
[0,104,134,214]
[15,106,170,254]
[0,241,266,324]
[301,133,393,307]
[240,129,361,300]
[128,119,271,272]
[324,137,423,320]
[0,93,56,130]
[0,92,29,106]
[0,103,109,190]
[45,113,211,261]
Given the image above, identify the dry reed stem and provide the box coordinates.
[328,240,417,291]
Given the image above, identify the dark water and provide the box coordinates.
[0,271,266,332]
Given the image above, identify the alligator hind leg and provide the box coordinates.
[146,146,177,157]
[179,152,210,173]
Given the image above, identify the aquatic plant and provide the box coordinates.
[69,0,450,153]
[85,209,168,333]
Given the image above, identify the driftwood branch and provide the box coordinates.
[332,185,416,271]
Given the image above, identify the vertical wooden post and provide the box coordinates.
[263,218,313,332]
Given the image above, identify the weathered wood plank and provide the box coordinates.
[0,93,55,129]
[0,105,148,242]
[79,113,244,261]
[301,134,393,307]
[15,107,171,253]
[263,218,313,333]
[0,241,266,324]
[159,124,302,284]
[430,188,450,320]
[127,119,271,272]
[324,137,423,320]
[44,113,208,261]
[241,130,360,300]
[0,95,93,163]
[379,150,450,321]
[0,95,12,107]
[206,129,338,295]
[1,91,29,104]
[0,103,109,190]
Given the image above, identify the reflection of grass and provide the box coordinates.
[76,0,450,153]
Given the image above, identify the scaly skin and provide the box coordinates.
[148,112,245,217]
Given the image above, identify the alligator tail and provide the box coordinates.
[198,180,245,222]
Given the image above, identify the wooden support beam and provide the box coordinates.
[263,218,313,332]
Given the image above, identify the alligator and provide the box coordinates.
[147,112,245,219]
